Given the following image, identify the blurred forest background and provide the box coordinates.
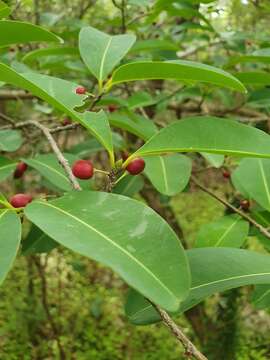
[1,0,270,359]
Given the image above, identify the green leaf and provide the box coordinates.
[252,284,270,309]
[109,61,246,93]
[130,39,178,53]
[201,153,224,168]
[113,175,144,197]
[0,65,114,159]
[126,248,270,325]
[232,158,270,212]
[0,130,22,152]
[144,154,192,196]
[235,72,270,86]
[25,191,190,311]
[0,210,21,285]
[79,26,136,84]
[0,20,62,47]
[0,1,11,19]
[131,116,270,160]
[108,112,158,141]
[195,215,249,248]
[22,225,58,255]
[0,156,16,182]
[24,154,93,192]
[22,46,79,64]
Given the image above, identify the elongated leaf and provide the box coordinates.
[0,210,21,285]
[0,20,62,47]
[0,64,113,158]
[232,158,270,212]
[235,72,270,86]
[108,112,157,141]
[252,284,270,309]
[195,215,249,248]
[130,39,178,53]
[130,116,270,160]
[24,154,93,192]
[144,154,192,196]
[113,175,144,197]
[79,26,136,82]
[0,1,11,18]
[126,248,270,325]
[109,61,246,93]
[0,156,16,182]
[22,225,58,255]
[23,46,79,64]
[0,130,22,152]
[25,191,190,311]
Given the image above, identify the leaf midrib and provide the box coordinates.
[34,201,178,301]
[258,159,270,208]
[214,218,240,247]
[99,36,113,82]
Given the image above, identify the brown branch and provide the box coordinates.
[0,91,35,100]
[149,301,208,360]
[191,176,270,241]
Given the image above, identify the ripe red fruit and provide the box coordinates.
[61,118,72,126]
[72,160,94,179]
[126,158,145,175]
[10,193,32,208]
[240,199,250,211]
[75,86,86,95]
[14,162,28,179]
[222,170,231,179]
[108,104,117,113]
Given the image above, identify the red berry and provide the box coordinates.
[240,199,250,211]
[10,193,32,208]
[14,162,28,179]
[222,170,231,179]
[108,104,117,113]
[126,158,145,175]
[75,86,86,95]
[72,160,94,179]
[61,118,72,126]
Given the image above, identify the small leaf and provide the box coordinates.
[22,46,79,64]
[0,130,22,152]
[0,210,21,285]
[22,225,58,255]
[144,154,192,196]
[110,61,246,93]
[126,248,270,325]
[113,175,144,197]
[132,116,270,160]
[79,26,136,83]
[252,284,270,309]
[232,158,270,212]
[201,153,224,168]
[0,156,16,182]
[0,1,11,19]
[0,20,62,47]
[130,39,178,53]
[25,191,190,311]
[195,215,249,248]
[235,72,270,86]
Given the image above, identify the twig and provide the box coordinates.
[191,176,270,241]
[149,301,208,360]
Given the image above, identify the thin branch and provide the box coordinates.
[191,176,270,241]
[0,91,35,100]
[149,301,208,360]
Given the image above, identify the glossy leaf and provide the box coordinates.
[0,20,62,47]
[25,191,190,311]
[109,61,246,93]
[113,175,144,197]
[0,65,114,159]
[232,158,270,212]
[0,130,22,152]
[22,225,58,255]
[23,46,79,64]
[131,116,270,160]
[144,154,192,196]
[126,248,270,325]
[79,26,136,82]
[24,154,93,192]
[0,157,16,182]
[0,210,21,285]
[252,284,270,309]
[195,215,249,248]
